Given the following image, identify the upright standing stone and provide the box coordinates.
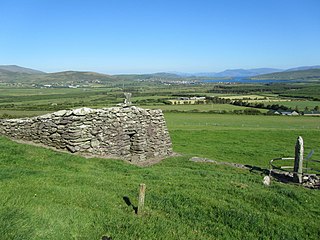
[137,183,146,215]
[293,136,304,183]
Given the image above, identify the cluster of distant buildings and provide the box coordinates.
[33,84,81,89]
[177,96,206,101]
[169,96,206,105]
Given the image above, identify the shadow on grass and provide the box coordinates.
[245,164,294,183]
[245,165,269,174]
[123,196,138,214]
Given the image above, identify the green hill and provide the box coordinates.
[0,65,45,74]
[0,67,183,85]
[42,71,116,84]
[251,69,320,81]
[0,70,117,85]
[114,72,182,81]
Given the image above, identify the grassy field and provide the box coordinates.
[0,110,50,118]
[1,113,320,239]
[1,82,320,239]
[166,113,320,166]
[1,83,320,116]
[0,87,121,112]
[140,104,261,113]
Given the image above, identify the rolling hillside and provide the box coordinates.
[41,71,116,84]
[251,69,320,81]
[0,65,45,74]
[0,65,183,85]
[2,65,320,84]
[0,67,117,85]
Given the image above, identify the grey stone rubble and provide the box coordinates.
[0,106,173,164]
[302,175,320,189]
[190,157,320,189]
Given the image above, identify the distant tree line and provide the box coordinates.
[232,100,319,113]
[232,100,293,111]
[207,83,304,95]
[206,96,231,104]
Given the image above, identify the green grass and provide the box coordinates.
[1,137,320,240]
[0,83,320,239]
[1,113,320,239]
[1,82,319,117]
[0,110,51,118]
[166,113,320,167]
[0,87,124,112]
[140,104,264,112]
[165,112,320,130]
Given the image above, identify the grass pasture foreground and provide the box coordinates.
[0,113,320,239]
[167,112,320,177]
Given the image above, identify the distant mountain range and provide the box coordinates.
[172,66,320,78]
[206,68,282,78]
[0,64,320,84]
[169,69,283,77]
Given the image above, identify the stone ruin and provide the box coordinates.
[0,106,173,164]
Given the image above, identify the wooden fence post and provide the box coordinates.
[137,183,146,215]
[293,136,304,183]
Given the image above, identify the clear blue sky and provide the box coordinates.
[1,0,319,74]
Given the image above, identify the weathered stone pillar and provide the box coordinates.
[293,136,304,183]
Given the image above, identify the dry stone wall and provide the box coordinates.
[0,106,173,163]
